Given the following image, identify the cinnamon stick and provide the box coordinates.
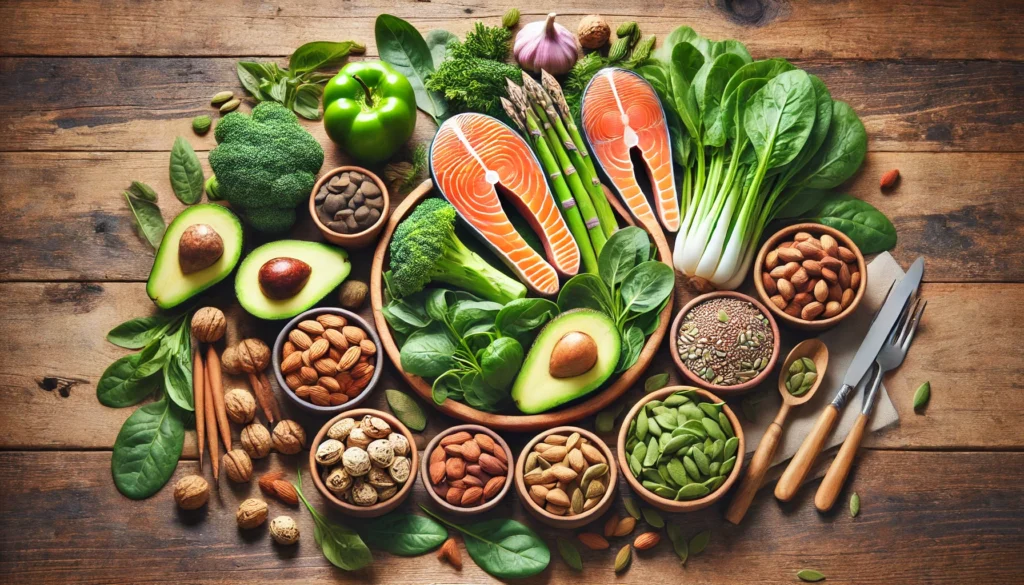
[193,348,205,472]
[249,372,279,424]
[259,372,282,422]
[204,362,220,481]
[206,345,232,450]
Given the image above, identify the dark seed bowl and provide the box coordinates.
[309,166,390,249]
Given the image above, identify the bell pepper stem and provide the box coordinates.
[353,74,374,107]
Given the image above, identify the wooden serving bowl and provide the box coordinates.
[420,424,514,517]
[271,307,383,416]
[369,179,674,431]
[753,223,867,331]
[670,291,781,395]
[617,386,745,513]
[308,408,418,518]
[309,166,390,249]
[514,426,617,529]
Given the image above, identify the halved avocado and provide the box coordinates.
[146,204,243,309]
[235,240,350,320]
[512,309,621,414]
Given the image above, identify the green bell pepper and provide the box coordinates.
[322,61,416,164]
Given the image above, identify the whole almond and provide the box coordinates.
[794,231,812,242]
[483,475,506,499]
[820,256,843,271]
[359,339,377,355]
[761,272,778,295]
[478,453,507,475]
[543,434,568,446]
[288,329,312,350]
[301,350,312,367]
[438,537,462,569]
[784,304,801,318]
[770,294,787,310]
[820,234,838,257]
[633,531,661,550]
[461,440,481,462]
[802,302,825,320]
[793,291,813,307]
[490,443,508,464]
[258,471,284,495]
[307,386,331,406]
[803,259,822,276]
[445,457,466,480]
[284,373,302,390]
[777,278,795,300]
[539,446,567,463]
[778,241,795,248]
[567,449,586,473]
[318,376,341,393]
[549,465,578,483]
[790,267,809,287]
[821,267,838,283]
[839,262,852,289]
[777,247,803,263]
[430,446,446,465]
[429,461,446,484]
[769,265,791,279]
[294,385,313,399]
[796,241,824,260]
[465,464,488,482]
[445,486,465,506]
[829,282,844,303]
[580,443,605,464]
[337,346,361,371]
[824,301,843,318]
[577,532,610,550]
[604,514,620,538]
[441,431,472,447]
[317,314,347,329]
[272,481,299,505]
[529,484,549,506]
[880,168,899,189]
[328,393,349,406]
[342,326,365,344]
[838,246,857,263]
[350,362,374,380]
[308,338,330,362]
[546,503,568,516]
[851,270,862,290]
[614,516,637,537]
[461,486,484,507]
[765,249,779,270]
[782,261,801,279]
[297,320,325,336]
[462,475,484,488]
[324,328,349,351]
[280,351,303,373]
[814,279,829,303]
[474,433,497,454]
[841,288,855,309]
[282,341,297,357]
[314,358,339,376]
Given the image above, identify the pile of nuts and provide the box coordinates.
[315,415,412,507]
[522,431,610,517]
[314,170,385,234]
[279,313,377,406]
[428,431,510,508]
[761,231,862,321]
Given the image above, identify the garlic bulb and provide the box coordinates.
[513,13,579,75]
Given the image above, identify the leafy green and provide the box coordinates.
[106,315,175,349]
[420,506,549,579]
[425,30,459,69]
[123,185,165,249]
[376,14,447,124]
[494,298,558,347]
[296,469,373,570]
[289,41,363,76]
[161,323,193,412]
[111,396,185,499]
[169,137,204,205]
[555,536,583,571]
[796,193,897,254]
[96,344,167,408]
[385,389,428,432]
[359,513,448,556]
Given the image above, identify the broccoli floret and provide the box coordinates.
[389,198,527,304]
[207,102,324,234]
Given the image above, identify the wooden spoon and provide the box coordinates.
[724,339,829,524]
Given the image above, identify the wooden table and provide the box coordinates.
[1,1,1021,583]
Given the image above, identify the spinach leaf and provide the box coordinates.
[555,536,583,571]
[461,371,508,412]
[432,371,462,405]
[796,193,897,254]
[97,344,167,408]
[421,506,550,579]
[619,261,675,315]
[669,43,705,139]
[425,288,453,322]
[722,59,795,106]
[385,389,428,432]
[296,469,373,570]
[293,83,324,120]
[359,513,447,556]
[615,325,645,373]
[701,53,747,147]
[400,322,458,378]
[123,189,165,249]
[169,137,204,205]
[111,397,185,499]
[425,29,459,69]
[791,100,867,190]
[494,298,558,346]
[289,41,362,76]
[743,70,817,170]
[163,335,194,412]
[557,273,614,314]
[107,315,174,349]
[383,291,433,334]
[598,226,650,289]
[236,62,270,100]
[375,14,448,123]
[450,300,503,336]
[480,337,523,391]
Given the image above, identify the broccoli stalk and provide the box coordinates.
[390,198,527,304]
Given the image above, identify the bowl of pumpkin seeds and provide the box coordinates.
[616,386,745,512]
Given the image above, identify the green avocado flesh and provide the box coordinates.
[512,309,621,414]
[146,204,243,309]
[235,240,350,320]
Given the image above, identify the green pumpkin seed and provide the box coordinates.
[664,393,689,407]
[614,544,632,573]
[623,496,642,519]
[718,413,735,438]
[720,456,737,476]
[663,434,693,455]
[210,91,234,105]
[676,483,710,500]
[658,431,673,450]
[641,506,664,528]
[913,381,931,411]
[582,463,608,485]
[537,456,552,470]
[637,408,649,441]
[705,439,724,462]
[571,488,584,514]
[679,402,704,420]
[642,479,663,491]
[655,412,679,430]
[632,440,647,463]
[708,461,721,476]
[724,437,739,459]
[789,359,806,375]
[702,417,726,441]
[647,416,663,437]
[219,98,241,113]
[850,492,860,517]
[797,569,826,582]
[801,357,816,372]
[651,405,670,416]
[645,373,669,393]
[629,454,642,477]
[693,449,710,475]
[789,372,805,390]
[682,420,706,437]
[667,525,688,565]
[699,402,722,418]
[703,475,726,491]
[653,485,677,499]
[642,437,660,467]
[666,459,688,486]
[645,400,663,412]
[642,469,662,485]
[682,455,700,480]
[688,530,711,555]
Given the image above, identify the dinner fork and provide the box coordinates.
[813,295,927,512]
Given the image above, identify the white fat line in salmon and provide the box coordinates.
[452,122,500,186]
[602,69,640,148]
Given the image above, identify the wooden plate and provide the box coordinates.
[369,179,674,431]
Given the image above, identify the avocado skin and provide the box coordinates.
[511,309,621,414]
[234,240,350,320]
[146,204,244,309]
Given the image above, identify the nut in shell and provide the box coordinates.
[173,475,209,510]
[377,485,398,501]
[272,420,306,455]
[237,338,270,372]
[361,415,391,439]
[325,466,352,494]
[327,418,356,441]
[240,423,272,459]
[224,388,257,424]
[342,446,372,477]
[367,466,396,489]
[346,426,371,450]
[270,515,300,545]
[236,498,268,529]
[316,439,345,466]
[350,479,378,506]
[367,439,395,468]
[389,456,412,483]
[190,307,226,343]
[388,432,410,457]
[223,449,253,483]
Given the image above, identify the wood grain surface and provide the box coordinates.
[0,0,1021,583]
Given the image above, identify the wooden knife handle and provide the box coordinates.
[775,405,839,502]
[725,420,784,525]
[815,413,869,512]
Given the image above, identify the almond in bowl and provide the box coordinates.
[421,424,514,517]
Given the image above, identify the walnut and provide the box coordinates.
[270,515,300,545]
[237,338,270,373]
[389,456,411,484]
[240,422,272,459]
[377,485,398,501]
[327,418,356,442]
[316,439,345,466]
[361,415,391,439]
[223,449,253,483]
[338,280,368,310]
[367,466,395,489]
[577,14,611,50]
[342,447,371,477]
[224,389,256,424]
[272,420,306,455]
[346,427,370,450]
[388,432,410,457]
[350,479,378,506]
[173,475,209,510]
[221,345,243,375]
[236,498,268,529]
[191,307,226,343]
[367,439,394,469]
[325,466,352,494]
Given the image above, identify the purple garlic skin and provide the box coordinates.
[514,13,579,75]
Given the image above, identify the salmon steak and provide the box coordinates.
[581,68,680,232]
[430,112,580,296]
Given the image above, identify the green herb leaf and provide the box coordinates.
[169,137,204,205]
[688,530,711,555]
[385,389,428,432]
[96,347,166,408]
[615,325,645,373]
[289,41,362,76]
[598,226,650,289]
[375,14,448,123]
[111,397,185,499]
[163,344,194,412]
[236,62,270,100]
[399,322,458,378]
[666,524,688,565]
[123,190,165,249]
[913,381,931,412]
[296,469,373,571]
[555,536,583,571]
[293,83,324,120]
[127,181,158,202]
[641,506,665,528]
[425,29,459,70]
[494,298,558,347]
[106,315,174,349]
[623,496,642,520]
[359,513,447,556]
[558,273,614,315]
[850,492,860,517]
[619,261,675,315]
[797,569,826,582]
[420,506,550,579]
[796,192,896,254]
[645,372,670,393]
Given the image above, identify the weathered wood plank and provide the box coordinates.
[0,281,1020,453]
[1,0,1020,60]
[3,57,1018,153]
[2,151,1020,282]
[0,450,1020,584]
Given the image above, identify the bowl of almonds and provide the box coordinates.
[272,307,382,415]
[514,426,617,529]
[421,425,514,517]
[309,409,418,517]
[753,223,867,331]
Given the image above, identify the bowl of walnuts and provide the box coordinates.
[309,408,418,517]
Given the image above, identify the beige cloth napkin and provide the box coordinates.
[735,252,905,482]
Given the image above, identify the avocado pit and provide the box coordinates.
[549,331,599,378]
[258,257,311,300]
[178,223,224,274]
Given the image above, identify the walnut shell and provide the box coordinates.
[272,420,306,455]
[236,498,268,529]
[237,338,270,373]
[221,346,243,375]
[367,439,395,468]
[270,515,300,545]
[327,418,356,442]
[316,439,345,466]
[224,388,256,424]
[377,485,398,501]
[389,456,411,484]
[173,475,209,510]
[325,466,353,494]
[191,307,226,344]
[361,415,391,439]
[367,466,396,489]
[346,427,371,450]
[342,447,371,477]
[577,14,611,50]
[388,432,410,457]
[223,449,253,483]
[240,423,272,459]
[350,479,378,506]
[338,280,368,310]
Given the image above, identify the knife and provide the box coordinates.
[774,257,924,502]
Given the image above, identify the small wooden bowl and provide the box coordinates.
[420,425,514,517]
[670,291,781,395]
[271,307,383,416]
[753,223,867,331]
[309,166,390,249]
[617,386,745,513]
[514,426,617,529]
[309,408,418,517]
